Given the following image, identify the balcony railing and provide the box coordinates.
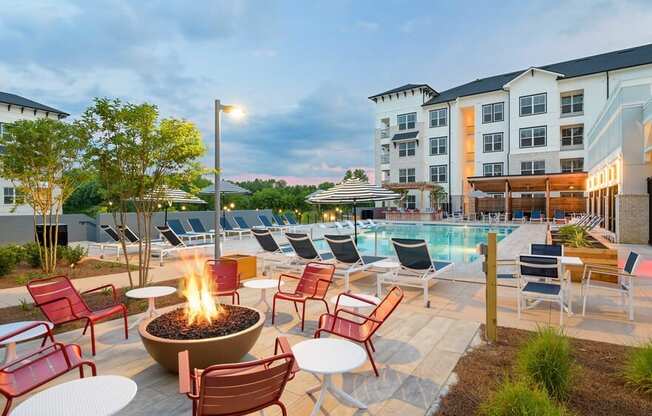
[380,153,390,164]
[379,128,390,139]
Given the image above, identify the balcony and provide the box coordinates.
[380,153,390,164]
[379,128,390,139]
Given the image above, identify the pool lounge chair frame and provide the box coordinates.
[219,216,251,239]
[284,232,334,263]
[323,234,387,291]
[167,218,212,243]
[152,225,213,265]
[258,214,288,231]
[92,224,139,260]
[251,228,297,275]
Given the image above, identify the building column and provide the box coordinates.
[504,180,510,218]
[545,178,551,219]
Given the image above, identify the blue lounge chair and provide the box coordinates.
[187,217,212,234]
[285,213,300,225]
[529,210,544,223]
[512,210,525,223]
[258,214,287,231]
[386,238,453,307]
[553,209,566,224]
[220,217,250,239]
[323,234,387,291]
[234,216,256,231]
[272,213,287,227]
[167,218,210,242]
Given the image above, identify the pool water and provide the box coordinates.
[315,223,516,263]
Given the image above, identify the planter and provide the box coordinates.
[138,305,264,373]
[548,231,618,283]
[221,254,257,280]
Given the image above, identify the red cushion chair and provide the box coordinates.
[178,337,297,416]
[205,258,240,304]
[272,262,335,331]
[27,275,128,356]
[315,286,403,376]
[0,322,97,416]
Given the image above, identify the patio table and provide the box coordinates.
[126,286,177,328]
[0,320,53,364]
[11,375,137,416]
[292,338,367,416]
[244,278,284,311]
[371,260,400,296]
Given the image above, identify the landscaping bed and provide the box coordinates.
[0,278,184,335]
[436,326,652,416]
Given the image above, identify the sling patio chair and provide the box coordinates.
[178,337,298,416]
[152,225,213,265]
[27,275,128,356]
[205,258,240,305]
[219,216,250,239]
[582,251,640,320]
[512,210,526,223]
[272,262,336,331]
[0,322,97,416]
[315,286,403,377]
[251,228,297,275]
[383,238,453,307]
[529,210,545,223]
[234,215,257,232]
[258,214,288,231]
[284,232,334,263]
[323,234,387,291]
[116,224,144,244]
[283,213,311,232]
[517,255,569,325]
[167,218,212,243]
[92,224,139,260]
[272,213,288,226]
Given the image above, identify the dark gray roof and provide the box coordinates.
[369,83,435,99]
[0,92,69,116]
[423,43,652,106]
[392,131,418,141]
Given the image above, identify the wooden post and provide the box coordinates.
[545,178,551,220]
[486,232,498,342]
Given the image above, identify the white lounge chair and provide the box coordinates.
[323,234,387,291]
[151,225,213,265]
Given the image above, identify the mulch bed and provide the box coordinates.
[146,305,260,340]
[0,278,185,335]
[0,259,139,289]
[436,326,652,416]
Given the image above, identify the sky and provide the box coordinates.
[1,0,652,184]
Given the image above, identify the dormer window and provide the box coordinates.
[397,112,416,130]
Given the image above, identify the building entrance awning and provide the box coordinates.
[467,172,587,193]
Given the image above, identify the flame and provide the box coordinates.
[179,252,221,325]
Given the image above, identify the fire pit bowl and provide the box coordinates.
[138,304,264,373]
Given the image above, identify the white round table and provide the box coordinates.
[330,293,380,313]
[243,278,283,311]
[11,375,137,416]
[292,338,367,416]
[0,321,54,364]
[126,286,177,328]
[372,260,400,297]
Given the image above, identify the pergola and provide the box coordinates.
[467,172,587,217]
[384,182,445,208]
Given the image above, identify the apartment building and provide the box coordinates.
[0,92,68,215]
[371,43,652,224]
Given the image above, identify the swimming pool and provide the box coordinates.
[315,223,516,263]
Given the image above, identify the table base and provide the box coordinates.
[306,374,366,416]
[251,288,272,311]
[129,298,158,329]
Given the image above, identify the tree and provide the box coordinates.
[81,98,205,287]
[63,174,105,216]
[0,118,89,272]
[343,168,369,182]
[429,185,448,209]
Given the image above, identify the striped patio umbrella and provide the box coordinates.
[308,179,400,242]
[200,180,251,195]
[140,186,207,224]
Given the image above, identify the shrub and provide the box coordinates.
[0,244,25,276]
[60,245,87,265]
[516,327,574,401]
[624,341,652,395]
[480,380,570,416]
[557,225,590,248]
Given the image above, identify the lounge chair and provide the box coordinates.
[529,210,544,223]
[178,337,297,416]
[0,322,97,416]
[187,218,219,237]
[581,216,602,231]
[220,216,250,239]
[284,232,334,263]
[273,213,288,227]
[315,286,403,377]
[92,224,138,259]
[323,234,387,291]
[259,214,287,231]
[251,228,297,275]
[582,251,640,320]
[365,219,380,227]
[512,210,525,223]
[234,215,258,231]
[27,275,128,356]
[282,213,311,232]
[553,209,567,224]
[116,224,142,244]
[383,238,453,307]
[152,225,213,265]
[272,262,335,331]
[517,255,568,325]
[167,218,211,243]
[530,243,563,257]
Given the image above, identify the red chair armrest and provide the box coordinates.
[81,284,118,303]
[0,342,68,372]
[0,321,54,344]
[277,273,301,293]
[334,292,377,311]
[334,308,382,324]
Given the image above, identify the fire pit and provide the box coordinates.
[138,255,264,372]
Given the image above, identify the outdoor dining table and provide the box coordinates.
[0,320,53,364]
[11,375,137,416]
[244,278,284,311]
[371,259,400,296]
[292,338,367,416]
[126,285,177,328]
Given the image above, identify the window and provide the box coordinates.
[521,160,545,175]
[380,144,390,164]
[521,193,545,198]
[398,141,416,157]
[430,165,447,183]
[483,163,504,177]
[483,133,503,152]
[429,108,447,127]
[561,125,583,147]
[482,102,504,123]
[3,187,22,205]
[0,122,4,154]
[405,195,416,210]
[429,137,447,155]
[561,92,583,115]
[380,118,390,138]
[382,170,390,181]
[519,93,547,116]
[397,112,416,130]
[561,158,584,173]
[519,126,546,148]
[560,191,584,198]
[399,168,416,183]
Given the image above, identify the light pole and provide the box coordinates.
[214,99,244,260]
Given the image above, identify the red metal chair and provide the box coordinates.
[205,259,240,304]
[26,275,128,356]
[178,336,298,416]
[272,262,335,331]
[315,286,403,377]
[0,322,97,416]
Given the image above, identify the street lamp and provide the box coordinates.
[214,99,244,260]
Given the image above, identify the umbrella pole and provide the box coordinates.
[353,200,357,244]
[164,206,168,225]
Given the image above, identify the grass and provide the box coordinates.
[624,342,652,395]
[480,380,570,416]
